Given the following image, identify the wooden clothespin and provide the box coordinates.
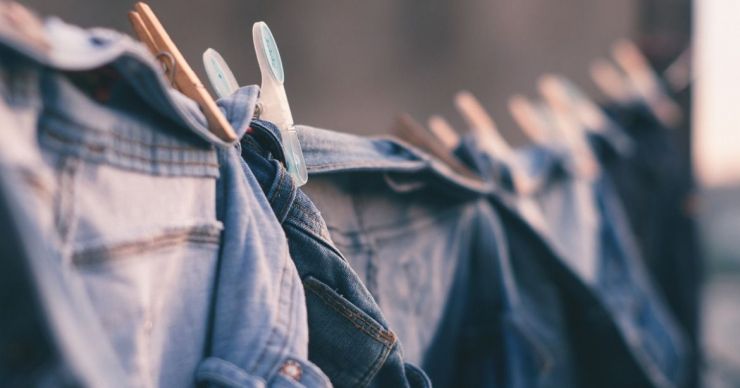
[454,91,514,159]
[611,40,683,127]
[427,115,461,150]
[547,75,617,134]
[663,45,692,93]
[589,58,637,104]
[0,2,49,52]
[538,75,599,179]
[507,94,549,144]
[128,2,237,142]
[391,114,481,181]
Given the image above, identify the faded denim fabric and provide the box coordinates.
[0,17,325,388]
[0,120,128,388]
[599,103,702,387]
[457,133,689,388]
[454,142,580,388]
[261,122,553,387]
[220,102,428,387]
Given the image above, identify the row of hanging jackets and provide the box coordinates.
[0,3,701,388]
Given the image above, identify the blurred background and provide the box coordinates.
[18,0,739,386]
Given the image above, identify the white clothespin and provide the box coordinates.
[253,22,307,186]
[203,48,240,99]
[202,23,308,186]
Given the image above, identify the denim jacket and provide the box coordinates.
[0,15,325,388]
[457,133,689,388]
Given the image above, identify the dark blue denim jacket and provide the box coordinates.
[243,117,577,387]
[230,115,430,388]
[598,103,702,387]
[457,133,690,388]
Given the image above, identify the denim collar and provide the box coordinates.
[456,134,570,196]
[587,123,636,165]
[309,125,497,197]
[0,16,240,147]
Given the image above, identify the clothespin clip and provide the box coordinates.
[546,75,619,135]
[202,32,307,186]
[611,40,683,127]
[538,75,599,179]
[427,115,461,150]
[0,2,49,52]
[391,114,481,181]
[128,2,237,142]
[507,94,549,144]
[203,48,240,99]
[251,22,307,186]
[663,45,692,93]
[454,91,514,159]
[589,58,637,104]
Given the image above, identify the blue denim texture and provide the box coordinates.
[454,143,580,388]
[599,103,702,388]
[0,137,129,388]
[0,17,326,388]
[237,120,557,387]
[226,108,429,387]
[298,129,502,387]
[457,133,689,388]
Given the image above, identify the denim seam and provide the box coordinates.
[54,156,78,249]
[18,168,54,201]
[358,340,394,388]
[283,220,346,262]
[249,255,293,379]
[42,130,221,169]
[306,162,426,172]
[289,201,324,228]
[304,280,396,345]
[267,259,301,382]
[72,225,223,265]
[323,203,470,238]
[43,110,215,152]
[510,316,555,377]
[303,278,394,387]
[266,169,294,223]
[348,187,383,302]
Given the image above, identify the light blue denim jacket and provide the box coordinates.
[0,15,327,388]
[289,124,559,387]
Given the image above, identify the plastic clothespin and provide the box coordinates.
[203,48,240,99]
[128,2,237,142]
[251,21,307,186]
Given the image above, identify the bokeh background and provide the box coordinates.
[19,0,740,386]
